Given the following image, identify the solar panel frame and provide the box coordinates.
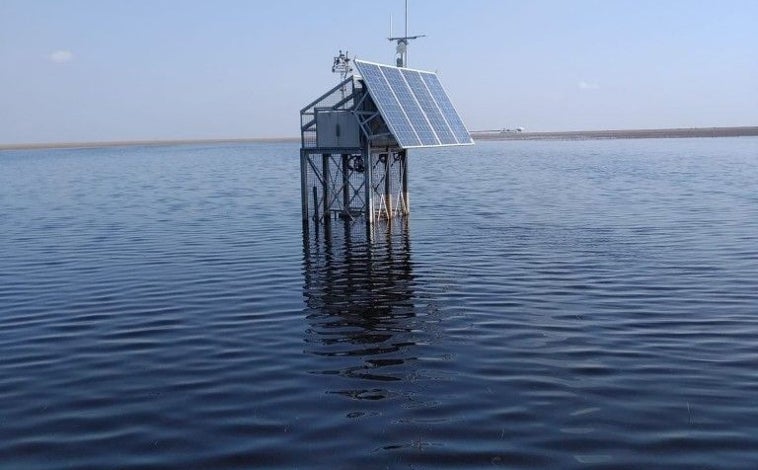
[354,60,473,149]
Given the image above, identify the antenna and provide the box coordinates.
[331,50,353,98]
[387,0,425,67]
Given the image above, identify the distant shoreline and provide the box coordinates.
[1,126,756,151]
[471,126,758,142]
[0,136,300,151]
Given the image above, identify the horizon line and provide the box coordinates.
[2,126,757,151]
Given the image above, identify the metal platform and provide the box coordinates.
[299,59,472,233]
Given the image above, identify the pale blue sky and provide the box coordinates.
[1,0,756,144]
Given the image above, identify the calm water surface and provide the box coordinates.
[1,138,757,468]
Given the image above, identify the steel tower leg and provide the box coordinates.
[322,153,330,228]
[364,145,374,225]
[300,150,309,221]
[341,154,350,217]
[384,152,392,219]
[402,150,410,215]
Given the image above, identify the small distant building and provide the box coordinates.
[299,59,473,232]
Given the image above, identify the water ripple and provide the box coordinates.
[1,138,758,468]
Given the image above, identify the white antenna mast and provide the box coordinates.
[388,0,425,68]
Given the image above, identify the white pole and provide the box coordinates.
[404,0,408,65]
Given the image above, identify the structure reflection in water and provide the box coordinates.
[302,219,438,400]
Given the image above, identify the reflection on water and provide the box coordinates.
[302,220,423,398]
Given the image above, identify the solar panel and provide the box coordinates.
[420,72,474,145]
[400,69,458,145]
[381,67,439,146]
[354,60,473,148]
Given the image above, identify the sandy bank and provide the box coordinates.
[472,126,758,142]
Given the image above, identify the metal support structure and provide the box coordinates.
[300,149,309,221]
[384,153,392,219]
[321,154,331,229]
[364,144,374,226]
[401,150,410,214]
[300,143,410,229]
[341,154,350,217]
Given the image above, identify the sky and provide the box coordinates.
[1,0,756,144]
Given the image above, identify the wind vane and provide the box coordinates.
[388,0,426,67]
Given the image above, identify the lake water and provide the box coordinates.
[1,137,757,468]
